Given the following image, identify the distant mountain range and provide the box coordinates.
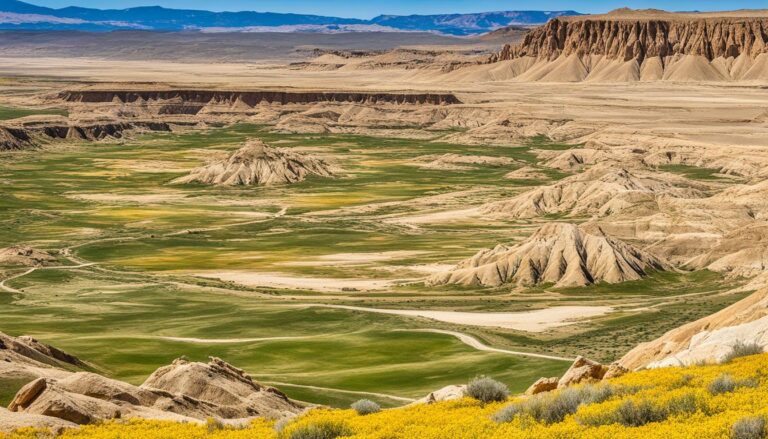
[0,0,581,35]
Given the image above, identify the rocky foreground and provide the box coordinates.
[0,332,304,433]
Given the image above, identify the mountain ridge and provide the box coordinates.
[0,0,581,35]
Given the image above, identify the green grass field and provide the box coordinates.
[0,125,749,407]
[0,106,67,120]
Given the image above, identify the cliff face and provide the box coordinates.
[0,122,173,151]
[59,90,462,107]
[496,17,768,63]
[489,15,768,81]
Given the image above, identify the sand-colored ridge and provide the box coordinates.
[428,223,669,288]
[172,138,335,186]
[482,165,706,219]
[620,287,768,369]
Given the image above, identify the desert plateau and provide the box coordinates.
[1,0,768,438]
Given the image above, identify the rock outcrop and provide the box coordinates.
[411,385,467,405]
[525,377,559,395]
[0,246,56,267]
[8,357,304,428]
[413,153,517,170]
[620,287,768,369]
[0,121,174,151]
[557,356,608,388]
[482,166,704,219]
[427,223,669,288]
[140,356,301,419]
[172,138,335,186]
[60,90,463,111]
[0,332,87,373]
[489,10,768,82]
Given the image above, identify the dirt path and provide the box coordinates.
[0,263,96,293]
[294,303,613,332]
[398,329,573,362]
[260,381,416,403]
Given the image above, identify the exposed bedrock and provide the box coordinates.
[489,15,768,81]
[0,121,175,151]
[496,17,768,63]
[59,90,463,108]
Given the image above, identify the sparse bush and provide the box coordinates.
[287,420,353,439]
[351,399,381,416]
[614,399,668,427]
[724,341,764,363]
[732,416,767,439]
[495,384,617,425]
[492,403,523,423]
[664,392,700,416]
[709,373,738,395]
[467,376,509,404]
[708,373,758,395]
[206,417,225,433]
[670,374,695,389]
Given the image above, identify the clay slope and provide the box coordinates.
[427,223,669,288]
[8,356,304,428]
[0,121,174,151]
[487,11,768,82]
[620,287,768,369]
[482,166,705,218]
[172,138,335,186]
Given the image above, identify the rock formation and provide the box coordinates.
[8,356,304,428]
[413,153,517,170]
[482,166,705,218]
[0,246,56,266]
[488,10,768,82]
[427,223,669,288]
[620,287,768,369]
[0,121,174,151]
[411,385,467,405]
[172,138,335,186]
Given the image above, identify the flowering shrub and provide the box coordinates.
[3,353,768,439]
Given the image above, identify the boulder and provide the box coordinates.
[525,377,559,395]
[412,385,467,405]
[557,356,608,388]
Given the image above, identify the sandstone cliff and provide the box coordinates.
[488,10,768,82]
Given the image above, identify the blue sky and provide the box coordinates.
[27,1,768,18]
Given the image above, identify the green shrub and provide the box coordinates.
[614,399,668,427]
[495,384,617,425]
[724,341,764,363]
[288,420,353,439]
[709,374,737,395]
[351,399,381,416]
[708,373,759,395]
[732,416,767,439]
[467,376,509,404]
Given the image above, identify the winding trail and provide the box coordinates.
[260,381,416,403]
[397,329,573,362]
[158,335,318,344]
[0,263,96,293]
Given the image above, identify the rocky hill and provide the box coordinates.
[620,286,768,369]
[487,9,768,82]
[172,138,336,186]
[1,333,304,432]
[427,223,669,288]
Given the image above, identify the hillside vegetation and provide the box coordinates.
[5,353,768,439]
